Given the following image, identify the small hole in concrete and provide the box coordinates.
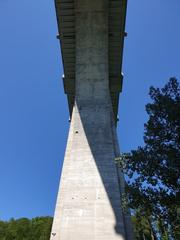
[75,130,78,134]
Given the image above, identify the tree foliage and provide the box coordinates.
[0,217,53,240]
[119,78,180,239]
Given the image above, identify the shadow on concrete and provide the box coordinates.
[75,98,128,238]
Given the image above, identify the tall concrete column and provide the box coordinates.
[50,0,133,239]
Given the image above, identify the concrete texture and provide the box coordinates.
[50,0,134,239]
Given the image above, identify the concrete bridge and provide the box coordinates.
[50,0,134,239]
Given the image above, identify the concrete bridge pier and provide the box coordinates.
[50,0,134,239]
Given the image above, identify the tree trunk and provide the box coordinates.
[147,218,157,240]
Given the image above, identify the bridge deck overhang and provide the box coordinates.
[55,0,127,122]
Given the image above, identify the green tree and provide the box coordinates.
[30,217,53,240]
[119,78,180,239]
[0,220,8,240]
[0,216,53,240]
[131,210,155,240]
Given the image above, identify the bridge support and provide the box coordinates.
[50,0,133,239]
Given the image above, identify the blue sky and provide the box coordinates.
[0,0,179,220]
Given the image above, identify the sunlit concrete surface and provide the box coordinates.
[50,0,134,239]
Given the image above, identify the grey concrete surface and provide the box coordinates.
[50,0,133,239]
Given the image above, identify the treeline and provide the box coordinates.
[0,217,53,240]
[118,78,180,240]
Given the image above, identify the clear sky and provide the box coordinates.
[0,0,179,220]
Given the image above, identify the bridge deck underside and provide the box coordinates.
[55,0,127,122]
